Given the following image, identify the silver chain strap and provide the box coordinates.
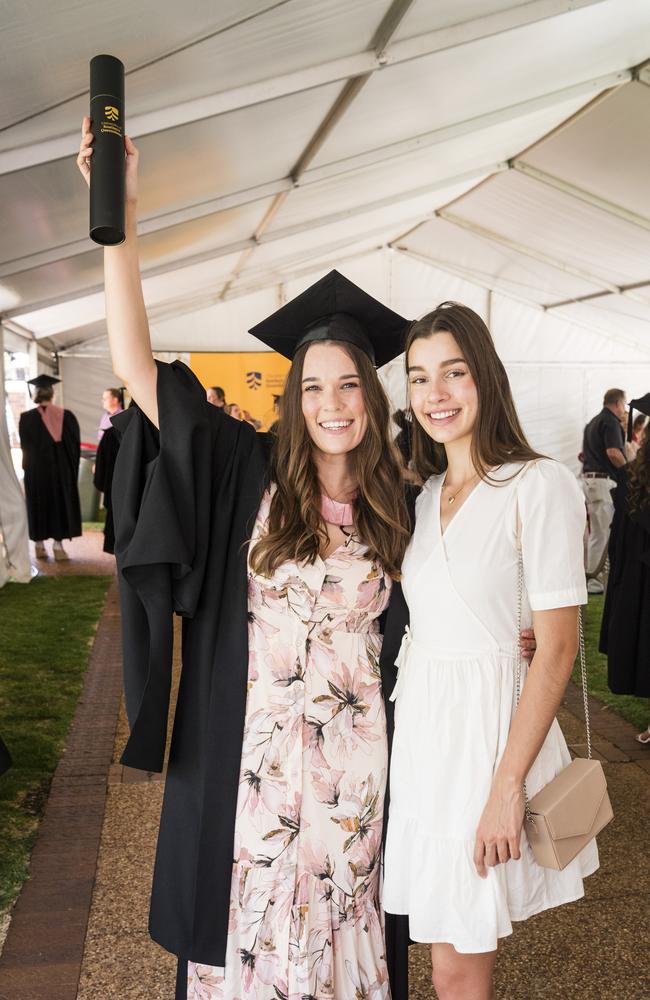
[515,511,591,820]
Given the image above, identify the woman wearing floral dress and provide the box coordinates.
[187,484,394,998]
[77,120,415,999]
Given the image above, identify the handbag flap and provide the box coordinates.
[528,758,608,840]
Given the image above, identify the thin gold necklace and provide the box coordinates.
[444,472,480,505]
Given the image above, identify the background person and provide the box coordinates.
[625,413,647,461]
[206,386,225,407]
[392,408,413,469]
[600,394,650,743]
[93,424,120,554]
[241,408,262,430]
[98,386,124,441]
[0,734,11,777]
[19,375,81,561]
[224,401,241,419]
[581,388,627,594]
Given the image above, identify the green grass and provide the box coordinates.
[0,576,112,913]
[83,507,106,532]
[573,594,649,732]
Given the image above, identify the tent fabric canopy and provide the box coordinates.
[2,0,650,463]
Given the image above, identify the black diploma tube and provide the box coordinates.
[89,54,125,245]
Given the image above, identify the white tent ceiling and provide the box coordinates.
[2,0,650,363]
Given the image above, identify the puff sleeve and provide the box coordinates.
[517,459,588,611]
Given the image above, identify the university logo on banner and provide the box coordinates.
[246,371,262,390]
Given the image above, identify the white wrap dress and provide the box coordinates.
[382,460,599,953]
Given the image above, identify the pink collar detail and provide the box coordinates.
[320,493,356,527]
[39,404,64,443]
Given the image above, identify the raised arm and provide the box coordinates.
[77,116,158,426]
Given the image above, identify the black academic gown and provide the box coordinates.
[93,425,120,554]
[18,407,81,541]
[112,360,410,996]
[0,735,11,777]
[600,469,650,696]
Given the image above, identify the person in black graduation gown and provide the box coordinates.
[110,276,413,1000]
[600,394,650,740]
[0,735,11,777]
[18,375,81,560]
[93,424,120,554]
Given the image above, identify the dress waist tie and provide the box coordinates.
[389,626,412,703]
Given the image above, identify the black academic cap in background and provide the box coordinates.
[248,270,410,367]
[627,393,650,441]
[27,375,60,389]
[27,374,60,398]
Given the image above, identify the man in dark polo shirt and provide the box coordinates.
[581,388,627,593]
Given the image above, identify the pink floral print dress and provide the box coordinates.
[187,489,393,1000]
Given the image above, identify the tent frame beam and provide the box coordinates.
[392,247,650,355]
[4,161,506,321]
[0,67,627,280]
[220,0,417,297]
[391,246,547,312]
[512,160,650,232]
[301,69,628,186]
[436,208,622,294]
[0,0,606,175]
[544,277,650,310]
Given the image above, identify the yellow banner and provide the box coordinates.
[190,352,290,430]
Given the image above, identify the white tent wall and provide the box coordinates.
[59,354,119,445]
[376,250,650,470]
[148,286,281,353]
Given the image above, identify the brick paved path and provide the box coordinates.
[0,582,121,1000]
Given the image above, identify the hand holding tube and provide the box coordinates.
[77,116,139,205]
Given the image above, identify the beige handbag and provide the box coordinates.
[515,506,613,871]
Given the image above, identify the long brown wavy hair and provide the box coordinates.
[250,340,410,580]
[405,302,542,481]
[628,430,650,514]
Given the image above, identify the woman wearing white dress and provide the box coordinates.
[382,303,599,1000]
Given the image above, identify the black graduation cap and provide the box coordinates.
[27,374,60,398]
[248,269,409,367]
[627,393,650,441]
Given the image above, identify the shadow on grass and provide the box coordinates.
[0,575,112,916]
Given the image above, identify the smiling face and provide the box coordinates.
[407,331,478,448]
[300,342,368,458]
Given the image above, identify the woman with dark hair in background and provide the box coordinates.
[624,412,647,461]
[382,302,598,1000]
[601,394,650,743]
